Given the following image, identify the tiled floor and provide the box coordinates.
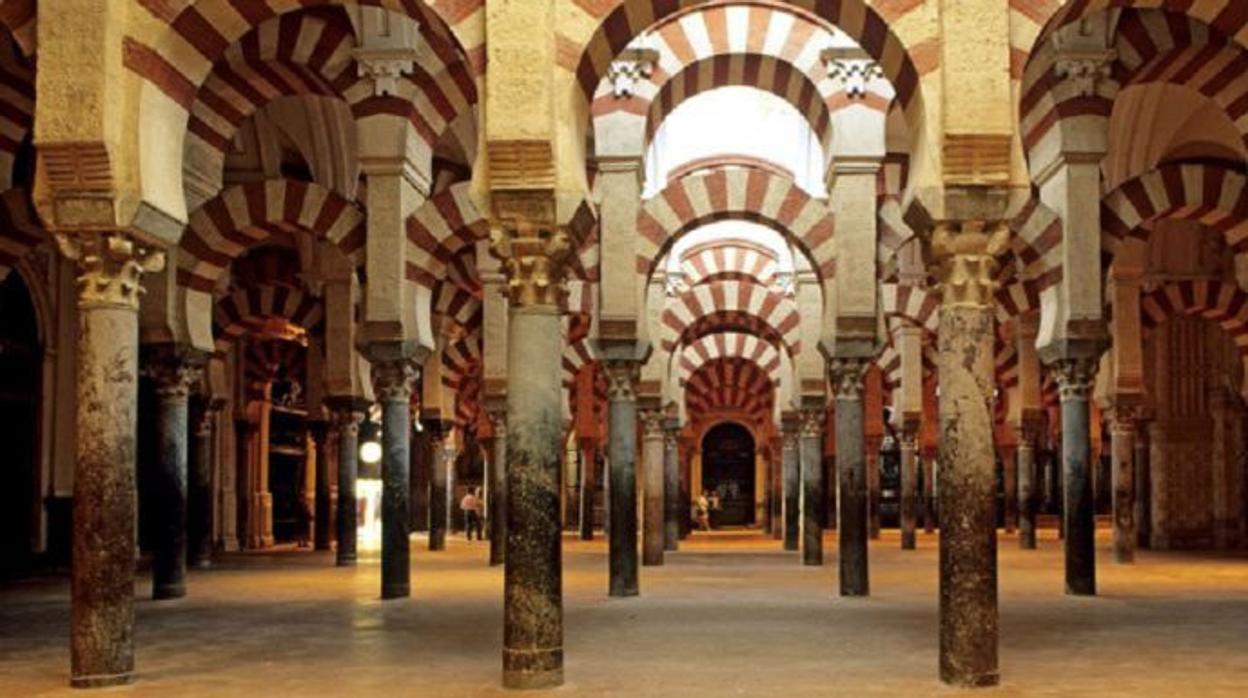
[2,529,1246,696]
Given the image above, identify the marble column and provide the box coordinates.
[1111,408,1138,563]
[188,399,219,568]
[329,400,365,567]
[800,410,825,566]
[830,359,869,596]
[641,410,665,566]
[145,348,203,601]
[1055,357,1098,596]
[1016,421,1039,550]
[933,223,1001,687]
[899,421,919,550]
[781,417,800,551]
[1134,418,1151,550]
[427,420,448,551]
[604,359,641,596]
[866,438,882,540]
[487,404,507,566]
[663,419,680,551]
[371,359,416,600]
[311,421,333,552]
[68,233,161,687]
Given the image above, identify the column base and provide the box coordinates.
[71,670,136,689]
[152,583,185,601]
[502,649,563,690]
[381,584,410,600]
[608,586,639,598]
[336,553,357,567]
[940,669,999,688]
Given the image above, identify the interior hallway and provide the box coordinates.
[3,531,1245,697]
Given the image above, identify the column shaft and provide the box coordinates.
[867,446,881,540]
[428,423,447,551]
[488,408,507,566]
[578,442,594,541]
[1134,422,1151,549]
[663,426,680,551]
[605,362,640,596]
[333,406,361,566]
[312,423,333,551]
[923,452,936,533]
[1002,449,1017,533]
[800,412,824,566]
[900,430,918,550]
[781,427,799,551]
[1017,436,1038,550]
[831,360,869,596]
[189,403,216,568]
[1111,415,1136,563]
[641,412,664,566]
[502,306,564,689]
[147,354,200,601]
[373,360,415,599]
[1057,359,1098,596]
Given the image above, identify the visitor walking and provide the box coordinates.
[461,488,484,541]
[695,491,711,532]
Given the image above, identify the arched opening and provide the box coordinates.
[0,270,41,577]
[700,422,757,528]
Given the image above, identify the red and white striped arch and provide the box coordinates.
[1140,278,1248,393]
[638,167,834,279]
[405,182,488,295]
[178,179,366,293]
[677,237,780,289]
[677,332,782,386]
[1102,163,1248,258]
[212,282,324,352]
[660,278,801,356]
[684,357,776,426]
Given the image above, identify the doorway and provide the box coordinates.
[701,422,755,527]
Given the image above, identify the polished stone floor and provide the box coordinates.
[2,529,1246,696]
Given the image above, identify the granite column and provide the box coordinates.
[1134,417,1151,549]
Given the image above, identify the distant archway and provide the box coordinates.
[0,269,41,577]
[700,422,756,527]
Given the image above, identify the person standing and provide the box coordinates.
[461,488,484,541]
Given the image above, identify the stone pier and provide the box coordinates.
[933,222,1002,688]
[1056,357,1098,596]
[145,348,203,601]
[799,409,824,566]
[67,233,162,687]
[664,418,680,551]
[641,410,665,566]
[370,358,416,600]
[830,359,869,596]
[329,400,365,567]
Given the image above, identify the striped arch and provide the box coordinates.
[434,245,482,333]
[0,1,35,58]
[638,167,834,279]
[684,357,776,426]
[243,337,307,400]
[1021,7,1244,173]
[660,279,801,355]
[573,0,929,127]
[1140,279,1248,395]
[441,327,482,394]
[677,238,780,289]
[0,188,44,282]
[178,179,365,293]
[0,32,32,192]
[405,181,488,295]
[212,283,325,352]
[1101,163,1248,258]
[678,332,782,386]
[881,283,938,335]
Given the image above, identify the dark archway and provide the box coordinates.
[701,422,756,527]
[0,270,41,577]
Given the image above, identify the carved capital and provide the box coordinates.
[57,231,165,311]
[799,409,824,439]
[827,358,870,401]
[144,349,205,402]
[485,401,507,438]
[931,221,1009,308]
[488,191,576,308]
[1054,51,1116,98]
[1052,357,1098,403]
[607,47,658,99]
[822,53,883,99]
[331,408,363,438]
[370,359,417,404]
[640,409,664,436]
[603,359,640,402]
[354,48,419,96]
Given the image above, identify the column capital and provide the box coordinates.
[58,231,165,311]
[639,409,665,436]
[603,359,641,402]
[1051,356,1098,402]
[799,409,824,439]
[931,220,1009,308]
[370,358,418,404]
[827,357,870,401]
[488,191,581,308]
[142,346,206,401]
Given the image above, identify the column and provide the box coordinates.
[427,420,448,551]
[371,359,416,600]
[830,359,869,596]
[1055,357,1098,595]
[762,450,774,536]
[1016,421,1039,550]
[1001,442,1017,534]
[641,410,664,566]
[604,359,641,595]
[899,420,919,550]
[781,416,800,551]
[800,409,825,566]
[234,419,254,551]
[329,400,365,566]
[486,403,507,565]
[680,441,693,539]
[1110,407,1138,563]
[866,436,882,540]
[1134,417,1151,549]
[67,233,162,687]
[493,201,574,690]
[663,419,680,551]
[923,450,936,533]
[188,399,219,568]
[933,222,1001,687]
[145,348,203,600]
[771,441,783,540]
[578,440,594,541]
[310,420,333,552]
[445,436,458,536]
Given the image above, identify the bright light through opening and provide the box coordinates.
[359,440,382,465]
